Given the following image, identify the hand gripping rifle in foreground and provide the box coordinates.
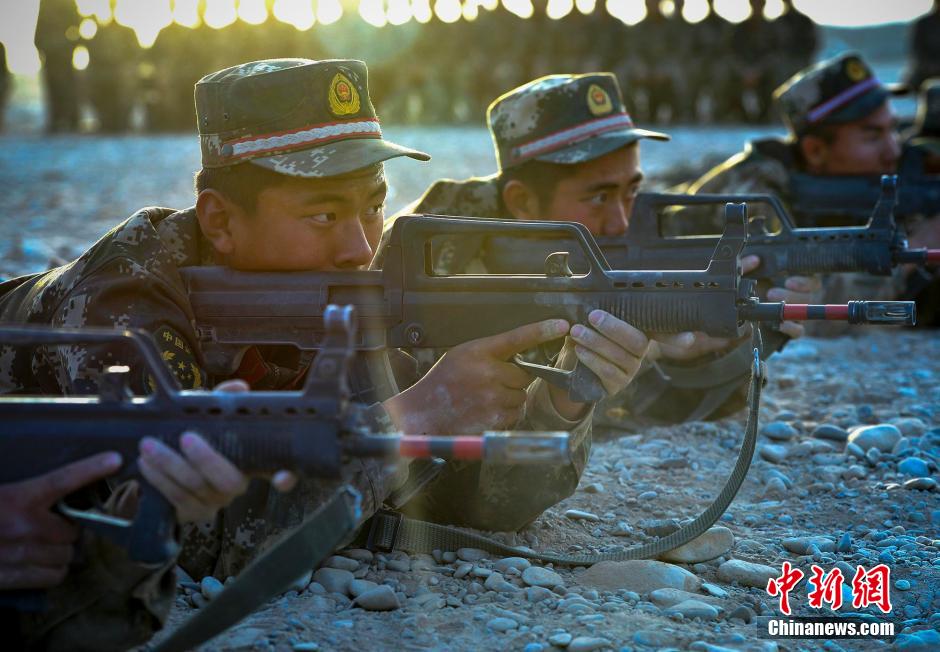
[181,208,915,405]
[0,306,570,566]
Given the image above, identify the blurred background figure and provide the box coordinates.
[34,0,81,132]
[6,0,929,132]
[85,2,138,132]
[906,0,940,91]
[729,0,777,122]
[773,0,817,88]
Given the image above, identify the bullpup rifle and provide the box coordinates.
[0,306,570,566]
[481,176,939,283]
[181,208,915,404]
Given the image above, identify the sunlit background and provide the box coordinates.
[1,0,934,74]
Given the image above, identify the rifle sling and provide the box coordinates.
[360,342,765,565]
[151,487,361,652]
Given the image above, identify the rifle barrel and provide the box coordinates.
[348,433,571,465]
[739,301,916,326]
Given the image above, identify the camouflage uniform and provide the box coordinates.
[689,53,906,328]
[394,73,758,428]
[1,60,594,647]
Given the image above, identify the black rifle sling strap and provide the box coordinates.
[361,335,766,566]
[151,487,361,652]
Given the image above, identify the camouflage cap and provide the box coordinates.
[486,73,669,171]
[195,59,429,177]
[907,78,940,154]
[775,52,900,136]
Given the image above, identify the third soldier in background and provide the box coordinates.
[689,52,907,326]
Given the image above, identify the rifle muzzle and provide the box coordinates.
[739,301,916,326]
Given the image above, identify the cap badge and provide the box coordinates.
[587,84,613,116]
[845,59,868,83]
[328,72,361,117]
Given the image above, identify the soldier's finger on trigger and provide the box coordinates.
[179,432,248,498]
[30,452,122,506]
[587,311,648,358]
[474,319,569,360]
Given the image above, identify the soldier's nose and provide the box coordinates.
[334,222,374,269]
[604,207,629,237]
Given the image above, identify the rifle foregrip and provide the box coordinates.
[599,295,740,337]
[786,246,883,275]
[199,428,343,478]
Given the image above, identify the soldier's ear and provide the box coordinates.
[502,180,541,220]
[196,189,239,256]
[799,135,829,173]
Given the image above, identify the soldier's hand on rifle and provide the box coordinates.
[554,310,657,415]
[746,254,822,339]
[383,319,571,434]
[0,452,122,590]
[139,380,298,523]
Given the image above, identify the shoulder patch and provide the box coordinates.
[151,326,204,390]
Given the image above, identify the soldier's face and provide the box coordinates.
[539,144,642,237]
[808,103,901,175]
[222,166,386,271]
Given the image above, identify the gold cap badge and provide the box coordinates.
[328,72,361,117]
[845,59,868,83]
[587,84,613,116]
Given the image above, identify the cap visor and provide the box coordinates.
[250,138,430,178]
[534,128,670,165]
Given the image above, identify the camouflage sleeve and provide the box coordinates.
[41,257,206,393]
[17,258,199,646]
[471,377,593,530]
[689,152,792,205]
[400,378,594,533]
[15,482,177,652]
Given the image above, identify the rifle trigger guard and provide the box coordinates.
[512,355,606,403]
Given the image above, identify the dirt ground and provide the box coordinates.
[1,130,936,651]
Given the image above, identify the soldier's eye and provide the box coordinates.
[305,213,336,225]
[365,203,386,217]
[588,193,608,206]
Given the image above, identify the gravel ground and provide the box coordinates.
[1,130,936,651]
[152,332,939,652]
